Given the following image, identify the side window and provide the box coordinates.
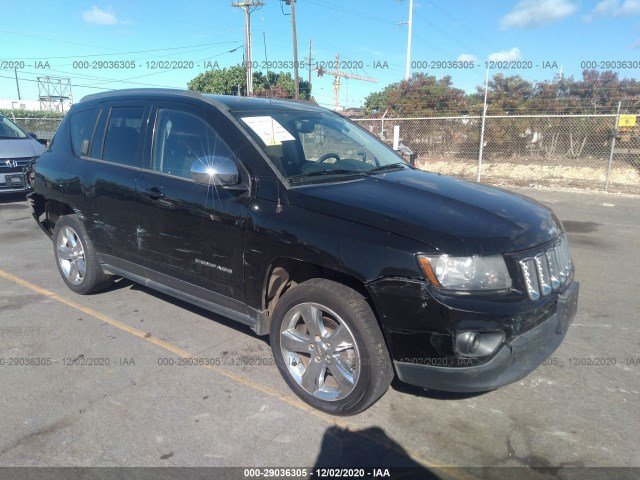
[152,109,235,179]
[69,108,99,157]
[102,106,144,167]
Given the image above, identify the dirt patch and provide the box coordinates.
[415,156,640,194]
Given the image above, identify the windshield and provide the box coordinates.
[233,110,408,184]
[0,116,28,139]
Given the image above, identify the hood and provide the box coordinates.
[288,169,561,256]
[0,137,46,159]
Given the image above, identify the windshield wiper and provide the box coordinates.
[289,169,365,181]
[366,162,408,174]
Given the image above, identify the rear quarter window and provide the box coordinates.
[69,108,99,157]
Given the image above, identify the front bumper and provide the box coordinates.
[0,171,29,193]
[394,281,579,392]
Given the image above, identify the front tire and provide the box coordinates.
[270,278,392,415]
[53,214,112,294]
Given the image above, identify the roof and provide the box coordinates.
[79,88,325,114]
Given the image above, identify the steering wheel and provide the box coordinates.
[317,152,341,163]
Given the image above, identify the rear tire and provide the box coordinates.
[270,278,392,415]
[52,214,113,294]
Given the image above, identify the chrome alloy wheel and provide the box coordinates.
[280,302,360,401]
[56,226,86,286]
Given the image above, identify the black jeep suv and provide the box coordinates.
[28,89,578,415]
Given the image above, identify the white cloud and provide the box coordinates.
[488,48,521,62]
[585,0,640,20]
[501,0,577,28]
[457,54,478,63]
[618,0,640,15]
[82,6,119,26]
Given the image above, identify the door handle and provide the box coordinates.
[142,187,165,200]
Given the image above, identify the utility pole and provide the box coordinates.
[405,0,413,80]
[232,1,264,96]
[308,38,313,88]
[285,0,300,99]
[14,67,21,100]
[605,101,622,192]
[477,63,490,182]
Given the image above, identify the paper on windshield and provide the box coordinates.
[241,116,295,146]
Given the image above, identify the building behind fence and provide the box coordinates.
[12,114,639,194]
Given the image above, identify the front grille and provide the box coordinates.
[520,236,573,300]
[0,157,36,171]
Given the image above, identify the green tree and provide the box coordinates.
[253,71,312,100]
[363,69,640,116]
[362,90,390,115]
[470,70,640,115]
[362,73,467,117]
[477,74,534,115]
[187,65,247,95]
[188,65,311,100]
[568,69,640,113]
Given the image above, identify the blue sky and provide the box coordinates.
[1,0,639,110]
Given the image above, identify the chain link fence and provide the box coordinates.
[355,115,639,194]
[9,115,640,194]
[12,118,63,144]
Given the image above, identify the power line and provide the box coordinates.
[305,0,397,24]
[0,42,239,61]
[1,45,246,94]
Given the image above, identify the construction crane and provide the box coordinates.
[317,54,377,110]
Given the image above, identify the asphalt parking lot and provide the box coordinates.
[0,186,639,478]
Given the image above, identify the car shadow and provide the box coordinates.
[0,193,29,205]
[313,425,441,479]
[105,277,268,343]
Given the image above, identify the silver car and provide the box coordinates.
[0,114,46,194]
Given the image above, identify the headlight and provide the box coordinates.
[417,254,512,292]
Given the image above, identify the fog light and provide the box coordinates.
[456,331,505,358]
[458,332,480,354]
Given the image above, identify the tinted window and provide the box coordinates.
[299,122,377,166]
[0,115,28,139]
[69,108,99,156]
[235,111,403,181]
[102,106,144,167]
[152,109,235,179]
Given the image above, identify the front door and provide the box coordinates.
[135,103,250,308]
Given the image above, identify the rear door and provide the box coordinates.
[135,101,250,308]
[83,101,150,274]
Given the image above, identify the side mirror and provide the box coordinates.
[29,132,38,140]
[190,156,239,186]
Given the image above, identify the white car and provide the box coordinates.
[0,114,46,194]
